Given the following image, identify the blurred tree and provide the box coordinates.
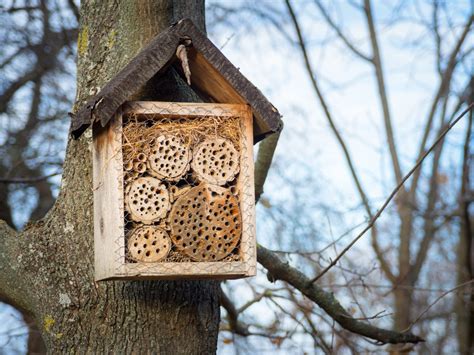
[208,0,473,352]
[0,0,78,228]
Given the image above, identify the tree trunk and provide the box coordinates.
[456,84,473,355]
[393,286,413,331]
[0,1,220,353]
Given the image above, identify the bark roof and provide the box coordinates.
[70,19,282,143]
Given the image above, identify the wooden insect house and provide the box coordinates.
[71,19,282,280]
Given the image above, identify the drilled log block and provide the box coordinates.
[191,138,239,185]
[169,184,241,261]
[126,177,170,224]
[127,226,171,262]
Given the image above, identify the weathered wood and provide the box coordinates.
[92,110,125,280]
[182,46,282,142]
[127,226,171,262]
[147,134,191,180]
[125,177,171,224]
[123,101,248,117]
[71,19,282,143]
[115,261,249,280]
[170,184,242,261]
[238,105,257,275]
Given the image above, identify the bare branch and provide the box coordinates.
[0,172,61,184]
[363,0,404,187]
[313,0,373,62]
[409,78,473,282]
[67,0,80,21]
[406,280,474,332]
[257,244,424,344]
[219,287,250,336]
[285,0,396,281]
[409,14,473,199]
[432,1,442,75]
[310,103,473,284]
[0,69,44,113]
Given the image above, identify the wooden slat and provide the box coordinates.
[111,262,249,281]
[186,50,271,141]
[238,106,257,276]
[93,111,125,281]
[122,101,247,117]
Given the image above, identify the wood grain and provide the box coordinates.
[93,110,125,280]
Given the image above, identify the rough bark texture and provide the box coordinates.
[0,1,220,353]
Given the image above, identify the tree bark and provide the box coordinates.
[456,82,473,355]
[0,1,220,353]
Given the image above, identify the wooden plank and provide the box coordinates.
[113,261,249,280]
[238,106,257,276]
[185,50,270,141]
[93,111,125,281]
[182,25,283,141]
[122,101,247,117]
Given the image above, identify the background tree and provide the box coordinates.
[209,0,473,353]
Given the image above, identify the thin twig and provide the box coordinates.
[284,0,396,281]
[0,172,61,184]
[405,279,474,332]
[310,103,473,284]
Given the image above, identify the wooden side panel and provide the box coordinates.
[239,106,257,276]
[186,50,246,105]
[93,112,125,281]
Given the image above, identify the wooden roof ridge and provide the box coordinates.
[70,18,283,142]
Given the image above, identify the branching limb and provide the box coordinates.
[409,14,473,200]
[219,287,250,336]
[257,244,424,344]
[313,0,373,63]
[363,0,404,187]
[0,172,61,184]
[409,80,473,283]
[0,221,30,313]
[405,280,474,332]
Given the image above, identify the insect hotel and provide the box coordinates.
[71,19,282,281]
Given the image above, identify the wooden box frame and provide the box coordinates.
[93,101,256,281]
